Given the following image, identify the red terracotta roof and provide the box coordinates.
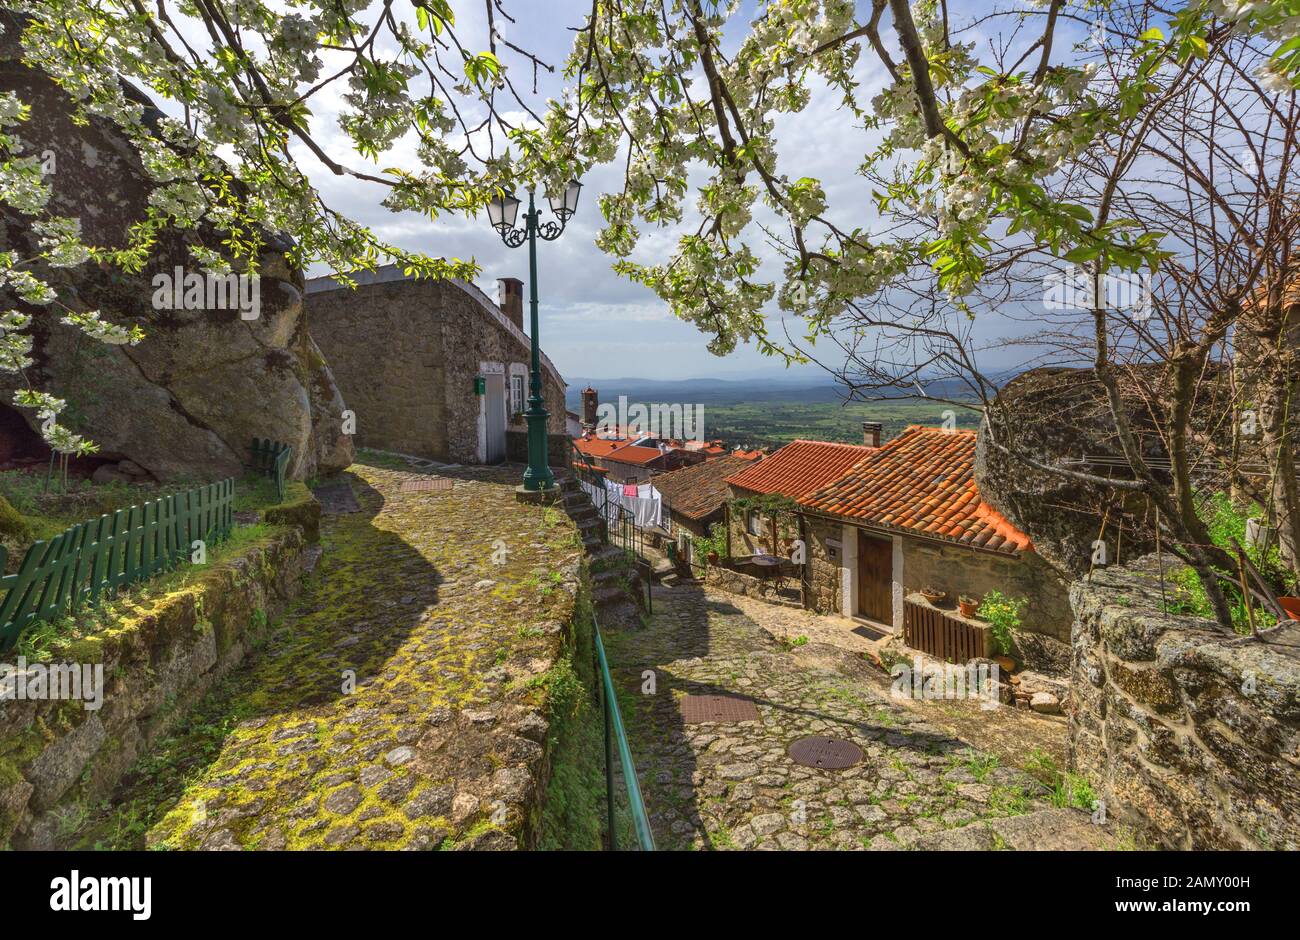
[573,437,630,460]
[602,444,665,467]
[724,439,876,499]
[798,426,1032,554]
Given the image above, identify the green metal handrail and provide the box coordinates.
[593,614,655,851]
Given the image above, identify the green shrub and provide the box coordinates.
[690,522,728,569]
[976,590,1025,656]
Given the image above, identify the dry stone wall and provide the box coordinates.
[0,527,308,849]
[1069,555,1300,849]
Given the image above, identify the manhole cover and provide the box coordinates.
[399,477,454,493]
[680,694,759,723]
[788,736,863,770]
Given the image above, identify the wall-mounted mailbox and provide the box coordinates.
[474,375,486,395]
[825,537,842,563]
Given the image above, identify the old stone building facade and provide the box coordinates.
[307,268,566,465]
[798,427,1072,646]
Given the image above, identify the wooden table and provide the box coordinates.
[749,554,788,595]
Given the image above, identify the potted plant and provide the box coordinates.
[692,522,728,570]
[958,594,979,618]
[921,586,946,604]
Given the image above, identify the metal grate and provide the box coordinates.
[788,736,863,770]
[680,694,760,723]
[399,477,454,493]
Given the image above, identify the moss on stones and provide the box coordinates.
[74,459,581,850]
[260,481,321,543]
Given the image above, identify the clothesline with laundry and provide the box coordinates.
[579,477,663,529]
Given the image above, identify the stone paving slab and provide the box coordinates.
[77,459,583,850]
[604,585,1107,851]
[312,481,361,514]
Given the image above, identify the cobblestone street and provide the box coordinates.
[75,457,583,850]
[604,584,1109,851]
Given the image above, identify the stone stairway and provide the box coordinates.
[557,474,644,628]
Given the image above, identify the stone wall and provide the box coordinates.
[0,527,307,849]
[902,540,1072,645]
[505,429,570,468]
[705,564,802,608]
[804,514,843,615]
[1070,555,1300,850]
[308,269,566,464]
[725,496,799,558]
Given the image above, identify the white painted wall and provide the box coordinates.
[840,522,857,617]
[891,535,905,632]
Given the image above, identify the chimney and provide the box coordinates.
[497,277,524,332]
[862,422,882,448]
[581,386,599,432]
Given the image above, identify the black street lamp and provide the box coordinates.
[489,179,582,494]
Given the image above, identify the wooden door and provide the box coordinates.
[857,530,893,625]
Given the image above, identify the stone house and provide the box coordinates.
[306,268,566,465]
[655,454,760,537]
[798,426,1071,644]
[650,454,758,567]
[722,439,878,557]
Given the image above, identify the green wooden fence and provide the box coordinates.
[0,479,235,652]
[249,438,292,501]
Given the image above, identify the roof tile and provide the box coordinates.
[798,426,1032,555]
[723,439,877,500]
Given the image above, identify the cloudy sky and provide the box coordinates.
[292,1,1089,383]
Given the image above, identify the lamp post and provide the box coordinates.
[488,179,582,494]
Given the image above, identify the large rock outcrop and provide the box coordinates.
[0,21,352,481]
[975,367,1174,577]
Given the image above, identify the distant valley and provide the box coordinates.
[565,376,986,448]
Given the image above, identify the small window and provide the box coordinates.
[509,373,526,417]
[746,510,763,537]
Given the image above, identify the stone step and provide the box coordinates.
[594,598,643,629]
[907,808,1122,851]
[593,585,628,606]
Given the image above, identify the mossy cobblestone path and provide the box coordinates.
[78,457,583,850]
[605,585,1104,850]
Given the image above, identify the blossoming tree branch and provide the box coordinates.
[0,0,1296,456]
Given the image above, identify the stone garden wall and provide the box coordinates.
[1069,555,1300,850]
[706,563,802,608]
[903,539,1073,646]
[0,527,308,849]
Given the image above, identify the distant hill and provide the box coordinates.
[564,374,994,409]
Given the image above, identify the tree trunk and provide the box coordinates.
[1258,363,1300,577]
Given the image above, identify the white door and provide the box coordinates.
[485,374,507,463]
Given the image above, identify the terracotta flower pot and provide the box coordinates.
[920,588,946,604]
[958,596,978,618]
